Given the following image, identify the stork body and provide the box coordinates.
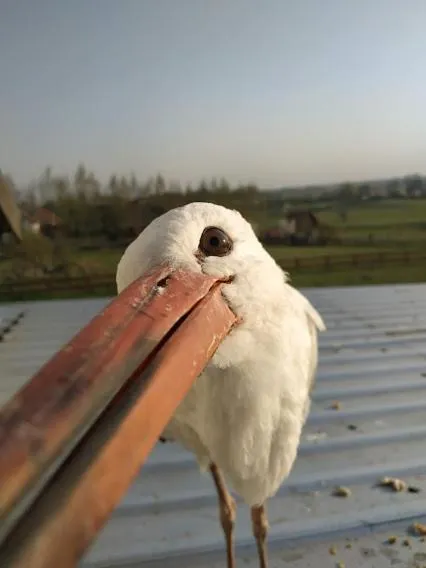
[117,202,325,568]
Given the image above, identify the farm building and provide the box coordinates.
[1,283,426,566]
[0,174,22,242]
[261,210,321,245]
[285,210,320,243]
[22,207,64,238]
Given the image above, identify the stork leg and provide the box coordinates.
[251,504,269,568]
[209,463,236,568]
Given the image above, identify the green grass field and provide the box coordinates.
[72,243,400,273]
[0,198,425,301]
[318,198,426,227]
[316,198,426,242]
[291,263,426,288]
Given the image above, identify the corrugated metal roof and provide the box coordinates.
[1,283,426,567]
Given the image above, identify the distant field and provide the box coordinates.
[72,248,122,274]
[0,198,425,300]
[266,244,396,260]
[291,263,426,288]
[72,244,402,274]
[317,198,426,227]
[315,198,426,243]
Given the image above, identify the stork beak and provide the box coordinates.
[0,264,238,557]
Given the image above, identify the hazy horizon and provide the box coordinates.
[2,0,426,189]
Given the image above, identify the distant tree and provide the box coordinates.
[118,176,130,199]
[86,172,101,199]
[37,166,54,203]
[108,174,119,195]
[154,174,167,195]
[52,177,69,201]
[358,183,372,200]
[336,182,356,222]
[137,180,152,196]
[129,174,140,198]
[169,180,183,193]
[386,178,404,198]
[405,174,425,198]
[197,179,209,194]
[22,188,38,212]
[218,178,230,193]
[239,183,258,194]
[338,182,355,200]
[73,164,89,199]
[210,178,218,192]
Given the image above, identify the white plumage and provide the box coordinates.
[116,202,325,567]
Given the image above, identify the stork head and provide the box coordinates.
[117,202,285,367]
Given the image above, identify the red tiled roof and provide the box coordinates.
[28,208,63,226]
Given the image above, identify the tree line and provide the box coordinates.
[4,165,426,241]
[13,165,263,240]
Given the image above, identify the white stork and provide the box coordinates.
[116,202,326,568]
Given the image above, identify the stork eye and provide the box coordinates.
[198,226,233,257]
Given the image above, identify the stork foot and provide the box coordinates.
[251,504,269,568]
[210,463,236,568]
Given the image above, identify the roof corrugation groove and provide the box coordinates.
[0,305,24,334]
[0,298,108,406]
[1,283,426,568]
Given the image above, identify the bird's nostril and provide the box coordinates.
[157,276,171,289]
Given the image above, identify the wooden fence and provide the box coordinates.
[279,249,426,271]
[1,249,425,300]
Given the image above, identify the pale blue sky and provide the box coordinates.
[1,0,426,188]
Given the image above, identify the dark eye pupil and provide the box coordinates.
[198,226,233,257]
